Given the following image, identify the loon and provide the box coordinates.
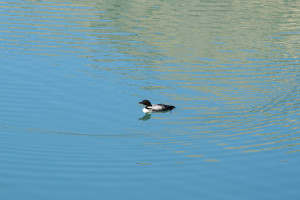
[139,100,176,113]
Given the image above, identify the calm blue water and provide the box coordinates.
[1,0,300,199]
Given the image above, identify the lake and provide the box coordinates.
[1,0,300,199]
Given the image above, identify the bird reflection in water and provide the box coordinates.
[138,110,172,121]
[139,113,152,121]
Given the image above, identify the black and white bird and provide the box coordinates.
[139,100,176,113]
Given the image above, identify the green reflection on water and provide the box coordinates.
[1,0,300,158]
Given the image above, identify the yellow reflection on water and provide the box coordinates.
[186,155,203,158]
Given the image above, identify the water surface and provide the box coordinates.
[1,0,300,199]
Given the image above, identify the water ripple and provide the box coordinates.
[1,0,300,199]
